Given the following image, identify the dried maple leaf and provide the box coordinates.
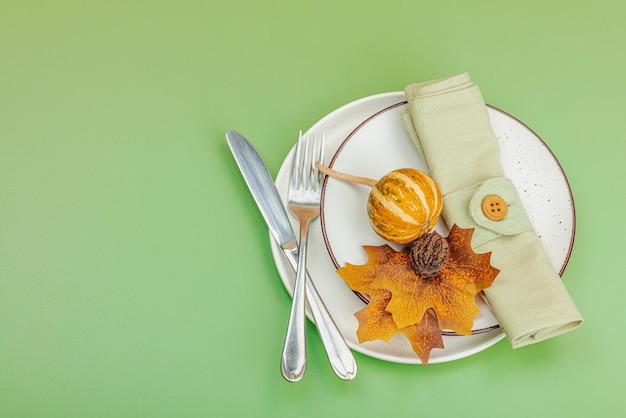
[340,247,402,343]
[337,225,499,366]
[354,289,398,343]
[339,246,444,365]
[372,225,499,335]
[399,308,444,365]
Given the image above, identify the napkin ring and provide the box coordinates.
[442,177,534,247]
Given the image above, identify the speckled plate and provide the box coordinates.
[270,92,575,364]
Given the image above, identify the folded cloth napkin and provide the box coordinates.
[400,72,583,348]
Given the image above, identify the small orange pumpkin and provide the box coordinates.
[316,163,442,244]
[367,168,442,244]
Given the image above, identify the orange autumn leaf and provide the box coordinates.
[339,247,401,343]
[354,289,398,343]
[336,225,498,366]
[340,245,391,297]
[339,246,445,365]
[399,309,444,365]
[372,225,499,335]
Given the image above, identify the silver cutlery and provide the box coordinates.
[280,131,324,381]
[225,130,357,381]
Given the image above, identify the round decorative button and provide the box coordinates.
[482,195,508,221]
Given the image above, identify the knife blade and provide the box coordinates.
[226,130,357,380]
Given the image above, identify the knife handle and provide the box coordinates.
[282,246,357,380]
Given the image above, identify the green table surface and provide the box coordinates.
[2,1,625,417]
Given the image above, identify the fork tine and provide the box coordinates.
[290,130,303,192]
[302,132,313,191]
[294,130,321,193]
[314,132,325,192]
[308,132,316,190]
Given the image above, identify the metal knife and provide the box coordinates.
[226,130,357,380]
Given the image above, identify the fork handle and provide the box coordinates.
[281,232,357,381]
[280,220,311,382]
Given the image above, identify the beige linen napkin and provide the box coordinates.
[400,72,583,348]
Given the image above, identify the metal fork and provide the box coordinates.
[280,130,325,382]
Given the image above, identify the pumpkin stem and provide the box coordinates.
[315,162,378,188]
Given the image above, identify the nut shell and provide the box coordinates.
[409,232,449,278]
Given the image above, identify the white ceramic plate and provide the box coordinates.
[269,92,575,364]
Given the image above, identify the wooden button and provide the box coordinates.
[482,195,507,221]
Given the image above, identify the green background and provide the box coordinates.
[1,0,624,417]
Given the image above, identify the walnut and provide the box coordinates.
[409,231,449,278]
